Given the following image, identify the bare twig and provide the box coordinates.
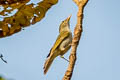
[0,54,7,63]
[62,0,88,80]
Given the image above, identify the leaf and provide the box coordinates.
[0,0,58,38]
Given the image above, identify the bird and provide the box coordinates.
[43,15,72,74]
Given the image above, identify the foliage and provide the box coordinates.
[0,0,58,38]
[0,0,30,4]
[0,76,5,80]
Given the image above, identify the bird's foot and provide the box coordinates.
[69,43,73,46]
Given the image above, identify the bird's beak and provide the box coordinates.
[66,15,71,21]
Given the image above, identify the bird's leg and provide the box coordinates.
[60,55,69,62]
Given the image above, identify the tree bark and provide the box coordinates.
[62,0,88,80]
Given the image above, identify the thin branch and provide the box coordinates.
[0,54,7,63]
[62,0,88,80]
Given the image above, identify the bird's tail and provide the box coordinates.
[43,56,54,74]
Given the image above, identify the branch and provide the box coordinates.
[0,54,7,63]
[62,0,88,80]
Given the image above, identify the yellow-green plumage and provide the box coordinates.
[44,15,72,74]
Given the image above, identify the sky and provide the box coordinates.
[0,0,120,80]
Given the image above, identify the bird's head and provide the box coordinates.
[59,15,71,33]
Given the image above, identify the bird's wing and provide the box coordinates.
[47,31,70,58]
